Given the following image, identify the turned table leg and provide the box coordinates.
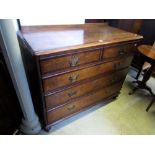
[129,64,155,111]
[129,65,154,96]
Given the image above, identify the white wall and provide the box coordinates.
[12,19,19,31]
[19,19,85,26]
[12,19,85,32]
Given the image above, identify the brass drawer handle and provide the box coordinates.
[68,90,77,97]
[67,105,75,111]
[70,55,79,67]
[69,74,79,83]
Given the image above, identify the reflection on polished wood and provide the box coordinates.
[18,23,143,130]
[138,45,155,60]
[20,23,142,56]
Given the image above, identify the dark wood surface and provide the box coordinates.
[20,23,142,56]
[42,56,133,93]
[47,82,122,125]
[129,44,155,111]
[45,68,129,110]
[40,48,101,74]
[106,19,143,34]
[106,19,155,80]
[18,23,143,130]
[103,44,134,59]
[138,45,155,61]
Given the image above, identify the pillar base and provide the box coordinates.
[20,116,41,135]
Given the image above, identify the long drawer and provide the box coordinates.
[42,56,132,93]
[46,82,122,125]
[45,68,129,110]
[103,44,133,59]
[40,48,101,74]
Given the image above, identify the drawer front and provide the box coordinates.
[103,44,133,59]
[45,68,129,110]
[40,49,101,74]
[46,82,122,125]
[43,56,132,92]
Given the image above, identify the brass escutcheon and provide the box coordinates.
[68,91,77,97]
[67,105,75,111]
[70,55,79,67]
[69,74,79,83]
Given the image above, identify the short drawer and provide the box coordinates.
[40,48,101,74]
[45,68,129,110]
[42,56,132,93]
[103,44,133,59]
[46,82,122,125]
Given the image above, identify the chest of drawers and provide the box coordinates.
[18,23,143,131]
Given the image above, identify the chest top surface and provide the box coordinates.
[19,23,143,56]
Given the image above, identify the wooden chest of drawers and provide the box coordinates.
[18,23,142,131]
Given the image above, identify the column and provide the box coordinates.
[0,19,41,134]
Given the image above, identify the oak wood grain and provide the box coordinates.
[19,23,142,56]
[46,82,122,125]
[42,57,132,93]
[17,23,143,130]
[103,44,133,59]
[45,68,129,110]
[40,48,101,74]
